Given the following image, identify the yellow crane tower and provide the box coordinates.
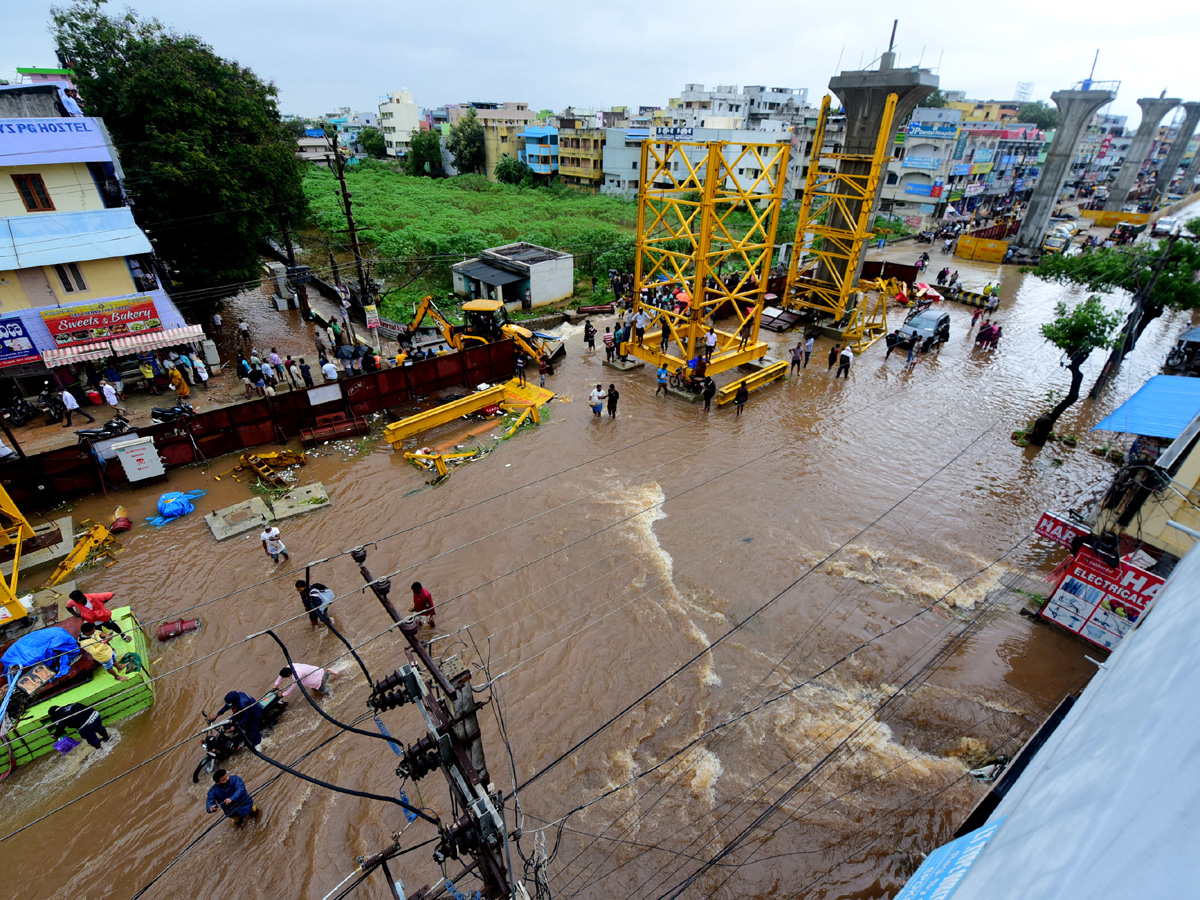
[0,486,36,624]
[784,93,900,351]
[623,138,790,376]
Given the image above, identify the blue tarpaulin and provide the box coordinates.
[1092,375,1200,439]
[1,627,79,678]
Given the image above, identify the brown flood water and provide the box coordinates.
[0,241,1192,900]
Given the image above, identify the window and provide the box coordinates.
[12,174,54,211]
[54,262,87,293]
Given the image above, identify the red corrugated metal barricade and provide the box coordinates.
[0,341,516,511]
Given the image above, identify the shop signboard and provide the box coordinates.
[40,296,162,348]
[953,131,969,160]
[919,204,936,214]
[893,819,1006,900]
[1035,511,1089,548]
[904,215,924,227]
[0,317,42,368]
[950,163,971,176]
[904,183,934,195]
[655,127,693,139]
[903,156,941,170]
[1013,177,1026,191]
[973,147,995,164]
[930,177,944,198]
[1040,546,1165,651]
[970,161,994,175]
[906,122,960,139]
[964,183,985,197]
[364,304,380,330]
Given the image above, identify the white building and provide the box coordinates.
[377,90,420,158]
[879,107,962,226]
[451,242,573,310]
[673,84,748,130]
[601,126,791,198]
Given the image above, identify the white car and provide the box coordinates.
[1151,216,1178,237]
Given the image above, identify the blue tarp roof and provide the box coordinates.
[1092,375,1200,438]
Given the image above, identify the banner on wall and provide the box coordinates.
[40,296,162,348]
[0,317,42,368]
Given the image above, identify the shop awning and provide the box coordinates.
[40,324,205,368]
[1092,375,1200,439]
[109,324,205,355]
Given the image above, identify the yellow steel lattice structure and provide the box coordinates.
[0,485,36,624]
[627,139,790,376]
[785,93,898,351]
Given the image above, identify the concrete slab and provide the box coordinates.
[603,358,645,372]
[665,385,704,404]
[205,498,272,541]
[271,482,331,521]
[1,515,73,578]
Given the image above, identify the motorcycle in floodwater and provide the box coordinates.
[668,366,705,394]
[191,689,288,783]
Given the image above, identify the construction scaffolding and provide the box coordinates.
[785,93,899,351]
[627,139,790,376]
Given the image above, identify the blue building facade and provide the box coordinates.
[517,126,558,175]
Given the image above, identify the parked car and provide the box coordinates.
[897,309,950,350]
[1151,216,1179,237]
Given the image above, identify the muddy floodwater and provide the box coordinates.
[0,233,1192,900]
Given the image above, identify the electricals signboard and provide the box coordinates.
[40,296,162,347]
[1040,546,1165,651]
[0,317,42,368]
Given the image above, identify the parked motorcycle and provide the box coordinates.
[191,689,288,783]
[151,402,196,425]
[914,231,935,244]
[1,397,37,427]
[37,385,65,424]
[75,416,131,444]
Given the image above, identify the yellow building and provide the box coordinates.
[558,128,606,192]
[483,124,524,182]
[947,100,1020,123]
[0,106,199,391]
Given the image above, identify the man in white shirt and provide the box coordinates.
[835,345,854,379]
[61,389,95,427]
[804,335,815,367]
[260,525,289,563]
[704,328,718,359]
[212,312,223,330]
[274,663,328,698]
[99,380,128,416]
[588,384,606,417]
[321,360,340,382]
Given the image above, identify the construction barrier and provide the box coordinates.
[1081,210,1149,229]
[955,235,1009,263]
[716,361,788,405]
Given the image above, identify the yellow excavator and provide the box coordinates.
[400,296,565,362]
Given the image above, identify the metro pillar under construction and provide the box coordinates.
[1149,101,1200,207]
[1015,86,1118,251]
[825,50,938,288]
[1101,95,1180,212]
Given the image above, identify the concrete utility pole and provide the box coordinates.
[350,546,519,900]
[1102,95,1180,212]
[280,220,311,316]
[1088,230,1180,399]
[328,132,364,346]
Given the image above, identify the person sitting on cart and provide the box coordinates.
[213,690,264,749]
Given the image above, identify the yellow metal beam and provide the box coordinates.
[715,361,788,405]
[0,485,35,623]
[44,523,113,588]
[384,384,507,447]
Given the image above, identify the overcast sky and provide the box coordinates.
[5,0,1200,127]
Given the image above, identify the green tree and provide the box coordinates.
[52,0,306,297]
[923,89,948,109]
[1018,100,1059,131]
[1029,297,1123,445]
[406,129,443,177]
[357,125,386,159]
[445,109,485,174]
[494,154,533,185]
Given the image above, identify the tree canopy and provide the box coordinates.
[1030,239,1200,314]
[52,0,307,295]
[357,126,387,159]
[445,109,485,174]
[494,154,533,185]
[922,89,948,109]
[405,129,443,177]
[1018,100,1059,131]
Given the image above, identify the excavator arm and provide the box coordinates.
[406,295,461,350]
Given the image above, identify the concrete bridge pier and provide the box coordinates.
[1101,95,1180,212]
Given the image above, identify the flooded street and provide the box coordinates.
[1,223,1194,900]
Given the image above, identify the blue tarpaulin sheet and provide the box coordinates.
[1092,375,1200,439]
[1,627,79,678]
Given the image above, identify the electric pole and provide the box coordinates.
[349,546,524,900]
[1088,230,1179,398]
[328,132,364,346]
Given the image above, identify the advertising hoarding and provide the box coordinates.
[40,296,162,348]
[0,317,42,368]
